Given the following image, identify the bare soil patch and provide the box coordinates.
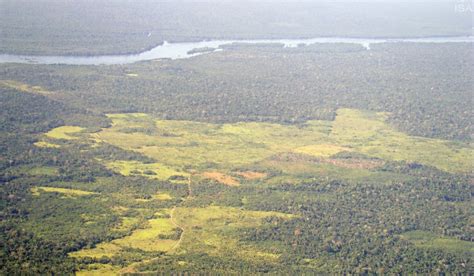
[202,172,240,186]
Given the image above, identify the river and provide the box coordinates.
[0,36,472,65]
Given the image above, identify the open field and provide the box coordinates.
[234,171,267,180]
[400,231,474,254]
[104,160,188,183]
[0,80,51,95]
[31,186,97,197]
[110,218,177,252]
[171,206,294,260]
[1,31,472,274]
[4,57,473,274]
[71,206,294,274]
[71,209,177,257]
[76,264,120,276]
[26,166,59,176]
[4,109,473,274]
[45,126,84,140]
[34,141,61,148]
[28,106,471,274]
[89,109,472,174]
[329,109,473,173]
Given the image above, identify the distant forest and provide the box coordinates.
[1,43,472,141]
[1,1,471,55]
[0,2,472,274]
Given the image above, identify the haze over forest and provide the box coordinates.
[0,0,472,274]
[1,0,472,55]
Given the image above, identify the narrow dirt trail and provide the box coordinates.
[121,175,194,274]
[168,175,192,252]
[168,207,184,252]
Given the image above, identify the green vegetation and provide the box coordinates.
[104,160,188,183]
[400,231,473,254]
[27,166,59,176]
[1,42,472,274]
[95,110,471,174]
[170,206,294,264]
[329,109,472,173]
[45,126,84,140]
[0,80,51,95]
[72,209,177,257]
[2,43,471,141]
[22,109,470,274]
[33,141,61,148]
[1,2,470,55]
[31,186,97,197]
[294,144,351,158]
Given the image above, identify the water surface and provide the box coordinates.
[0,36,472,65]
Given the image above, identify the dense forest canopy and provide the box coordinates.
[0,0,471,55]
[0,1,473,274]
[1,43,472,141]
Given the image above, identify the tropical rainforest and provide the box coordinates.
[0,1,473,275]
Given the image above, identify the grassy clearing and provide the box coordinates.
[106,113,148,119]
[294,144,351,157]
[258,152,412,185]
[0,80,51,95]
[258,152,376,180]
[30,109,472,271]
[31,186,97,197]
[153,193,172,200]
[105,160,188,183]
[75,264,121,276]
[264,175,305,185]
[400,231,473,254]
[93,109,472,174]
[173,206,294,262]
[33,141,61,148]
[113,217,140,231]
[234,171,267,180]
[70,243,122,258]
[321,158,383,170]
[45,126,84,140]
[331,109,473,173]
[96,115,330,171]
[71,209,178,258]
[112,217,177,252]
[6,165,60,177]
[105,113,150,128]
